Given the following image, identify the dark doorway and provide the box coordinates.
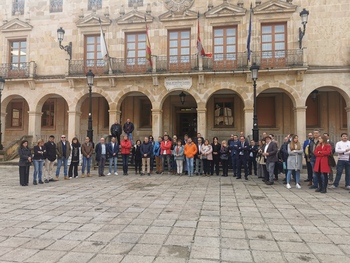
[176,108,197,138]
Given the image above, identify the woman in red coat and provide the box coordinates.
[314,135,331,193]
[120,135,132,175]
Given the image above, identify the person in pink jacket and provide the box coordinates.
[160,135,172,174]
[120,135,132,175]
[201,139,213,176]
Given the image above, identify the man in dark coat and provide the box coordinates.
[44,135,57,183]
[263,136,278,185]
[123,118,134,144]
[95,138,107,177]
[236,136,250,180]
[110,120,122,145]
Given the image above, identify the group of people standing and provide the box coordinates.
[18,116,350,194]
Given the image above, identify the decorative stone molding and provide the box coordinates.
[117,8,154,24]
[159,10,198,22]
[76,13,111,28]
[205,0,246,18]
[253,0,297,15]
[152,76,159,86]
[296,70,305,82]
[109,78,115,88]
[0,18,32,32]
[28,80,35,90]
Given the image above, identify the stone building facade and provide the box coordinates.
[0,0,349,147]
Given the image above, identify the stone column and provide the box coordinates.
[294,106,307,140]
[197,107,207,139]
[27,111,42,143]
[67,111,81,141]
[152,109,163,137]
[243,107,254,139]
[108,110,121,128]
[346,107,350,135]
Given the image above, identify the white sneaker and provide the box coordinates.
[114,172,118,175]
[296,183,301,189]
[107,173,111,176]
[329,185,337,189]
[286,183,291,189]
[346,185,350,190]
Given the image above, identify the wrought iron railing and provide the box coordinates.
[203,52,248,71]
[12,0,25,15]
[49,0,63,13]
[252,49,303,69]
[68,50,304,76]
[156,55,198,73]
[0,62,36,78]
[110,58,152,74]
[88,0,102,10]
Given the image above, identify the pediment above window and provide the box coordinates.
[1,18,32,32]
[253,0,297,15]
[117,10,153,24]
[76,13,111,28]
[159,10,198,22]
[205,0,246,18]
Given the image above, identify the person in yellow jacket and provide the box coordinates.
[184,137,197,177]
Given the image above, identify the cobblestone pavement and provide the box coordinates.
[1,166,350,263]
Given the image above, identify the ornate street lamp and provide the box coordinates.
[298,8,310,49]
[179,91,186,105]
[86,70,95,144]
[57,27,72,60]
[0,76,5,150]
[250,63,260,143]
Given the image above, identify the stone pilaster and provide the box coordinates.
[294,106,307,140]
[67,111,81,141]
[27,111,42,142]
[243,107,254,139]
[152,109,163,137]
[197,108,207,139]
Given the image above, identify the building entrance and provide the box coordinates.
[176,108,197,138]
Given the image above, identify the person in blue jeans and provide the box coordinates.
[329,133,350,189]
[107,136,119,175]
[81,137,93,177]
[33,139,46,185]
[55,135,71,180]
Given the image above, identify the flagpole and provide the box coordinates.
[247,3,253,64]
[99,18,112,74]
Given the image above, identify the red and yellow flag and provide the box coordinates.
[145,21,152,66]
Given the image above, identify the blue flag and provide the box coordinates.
[247,4,252,62]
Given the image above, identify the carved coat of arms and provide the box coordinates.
[164,0,195,14]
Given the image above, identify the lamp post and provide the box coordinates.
[57,27,72,60]
[0,76,5,150]
[250,63,260,143]
[298,8,310,49]
[86,70,95,144]
[179,91,186,105]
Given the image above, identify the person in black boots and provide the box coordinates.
[44,135,57,183]
[236,136,249,180]
[220,140,229,177]
[248,139,258,176]
[18,140,32,186]
[132,140,142,175]
[68,137,81,179]
[314,136,331,193]
[211,137,221,176]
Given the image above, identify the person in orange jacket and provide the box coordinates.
[120,135,132,175]
[184,137,197,177]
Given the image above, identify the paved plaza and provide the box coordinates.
[0,166,350,263]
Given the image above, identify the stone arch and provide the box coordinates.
[158,88,201,109]
[202,87,248,107]
[34,93,69,113]
[304,85,350,107]
[258,82,298,107]
[73,87,114,112]
[2,94,30,113]
[115,86,154,111]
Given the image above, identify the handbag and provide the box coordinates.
[328,155,336,167]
